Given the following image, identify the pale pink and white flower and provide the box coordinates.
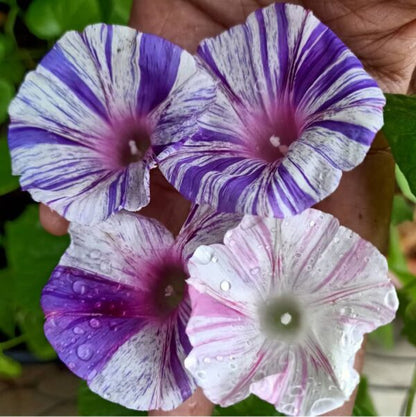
[185,209,398,416]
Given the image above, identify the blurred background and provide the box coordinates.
[0,0,415,415]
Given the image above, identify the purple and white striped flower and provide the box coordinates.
[185,209,398,416]
[8,24,215,225]
[41,206,240,411]
[158,3,385,218]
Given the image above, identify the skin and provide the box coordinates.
[39,0,416,415]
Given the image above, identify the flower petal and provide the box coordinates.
[186,209,398,415]
[185,288,265,406]
[60,211,173,287]
[159,3,385,217]
[89,303,195,411]
[9,24,215,224]
[177,204,242,261]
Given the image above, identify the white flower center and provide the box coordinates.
[128,140,140,156]
[269,135,281,147]
[280,312,292,326]
[269,135,289,156]
[259,295,305,342]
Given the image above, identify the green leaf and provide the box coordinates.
[368,323,395,350]
[106,0,133,24]
[396,165,416,204]
[0,136,19,195]
[391,194,414,226]
[0,268,15,338]
[402,299,416,347]
[388,225,409,275]
[25,0,103,40]
[353,376,378,416]
[383,94,416,196]
[213,395,284,416]
[0,78,14,123]
[78,380,147,416]
[0,351,22,378]
[6,205,69,359]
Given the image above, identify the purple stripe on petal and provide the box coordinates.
[275,3,290,90]
[312,120,375,145]
[136,34,181,114]
[105,25,113,80]
[8,126,77,150]
[42,266,148,381]
[41,44,108,121]
[255,9,273,98]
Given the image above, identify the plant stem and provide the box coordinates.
[405,362,416,416]
[0,334,26,351]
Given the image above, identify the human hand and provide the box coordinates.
[39,0,416,414]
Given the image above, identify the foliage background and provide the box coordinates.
[0,0,415,415]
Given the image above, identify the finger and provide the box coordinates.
[148,388,214,416]
[39,203,69,236]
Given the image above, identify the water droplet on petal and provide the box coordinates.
[203,357,211,364]
[384,290,398,309]
[89,318,101,328]
[68,362,76,370]
[216,355,223,362]
[196,370,206,379]
[211,255,218,263]
[100,261,111,274]
[193,246,214,265]
[90,250,101,259]
[281,404,296,415]
[72,281,87,295]
[290,385,303,396]
[250,267,260,275]
[87,369,97,380]
[309,220,315,227]
[311,398,340,415]
[73,326,84,335]
[77,344,93,361]
[220,280,231,291]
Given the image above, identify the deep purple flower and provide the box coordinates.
[185,209,398,416]
[158,3,385,218]
[8,24,215,225]
[41,206,240,410]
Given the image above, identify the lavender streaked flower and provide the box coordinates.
[8,24,215,225]
[158,3,385,218]
[41,206,240,411]
[185,209,398,416]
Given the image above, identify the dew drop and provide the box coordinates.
[100,261,111,274]
[309,220,315,227]
[230,362,237,370]
[250,267,260,275]
[211,255,218,263]
[197,370,206,379]
[77,344,93,361]
[280,404,296,415]
[68,362,76,370]
[203,357,211,364]
[73,326,85,335]
[87,369,98,380]
[72,281,87,295]
[290,385,303,396]
[216,355,224,362]
[193,246,214,265]
[384,290,398,309]
[89,318,101,328]
[89,250,101,259]
[311,398,339,415]
[220,280,231,292]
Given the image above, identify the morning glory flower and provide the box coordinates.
[185,209,398,416]
[41,206,240,411]
[158,3,385,218]
[8,24,215,225]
